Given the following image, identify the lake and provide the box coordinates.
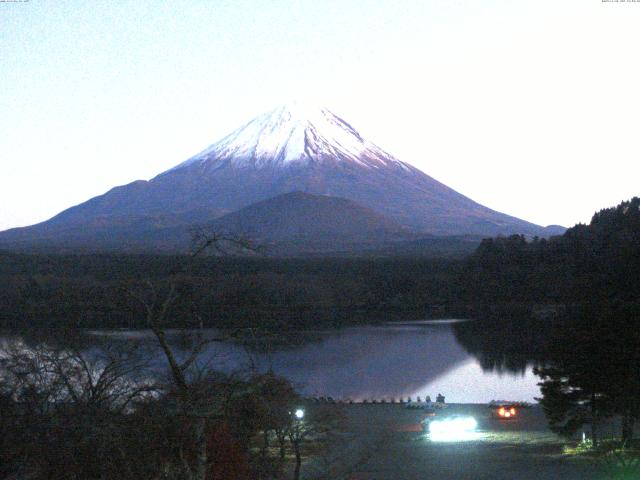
[85,320,542,403]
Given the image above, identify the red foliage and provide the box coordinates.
[207,422,250,480]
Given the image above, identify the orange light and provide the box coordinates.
[498,407,505,416]
[510,408,516,415]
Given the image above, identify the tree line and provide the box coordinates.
[0,255,464,329]
[463,197,640,307]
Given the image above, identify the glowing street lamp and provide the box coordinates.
[294,408,305,420]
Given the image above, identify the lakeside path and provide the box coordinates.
[302,404,601,480]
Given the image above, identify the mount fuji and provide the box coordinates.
[0,103,563,253]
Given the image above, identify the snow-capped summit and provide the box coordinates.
[172,102,410,171]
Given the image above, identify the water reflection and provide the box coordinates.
[109,321,543,402]
[250,324,472,400]
[2,321,544,403]
[413,360,539,404]
[452,313,551,375]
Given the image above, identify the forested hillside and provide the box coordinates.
[464,197,640,306]
[0,255,463,329]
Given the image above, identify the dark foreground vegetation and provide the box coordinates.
[0,330,340,480]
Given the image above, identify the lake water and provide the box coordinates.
[87,320,541,403]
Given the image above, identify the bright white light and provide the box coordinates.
[295,409,305,420]
[428,416,480,442]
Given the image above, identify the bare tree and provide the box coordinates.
[128,230,258,480]
[0,335,160,479]
[0,335,156,414]
[285,404,339,480]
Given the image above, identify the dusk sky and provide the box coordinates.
[2,0,639,231]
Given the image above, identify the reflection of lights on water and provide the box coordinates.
[428,417,480,442]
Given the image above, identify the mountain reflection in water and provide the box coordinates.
[86,321,542,403]
[2,321,542,403]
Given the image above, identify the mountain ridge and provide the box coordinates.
[0,104,564,253]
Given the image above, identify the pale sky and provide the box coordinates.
[1,0,639,231]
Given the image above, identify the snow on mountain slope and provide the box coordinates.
[171,102,411,171]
